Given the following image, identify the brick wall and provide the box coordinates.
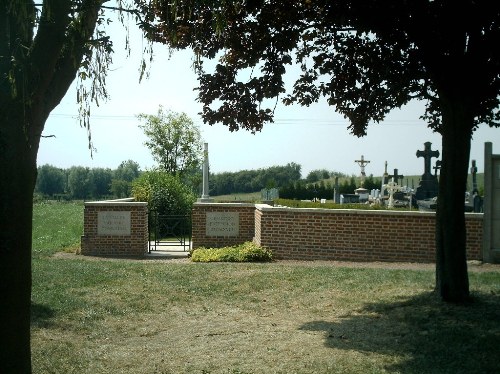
[192,203,255,248]
[255,205,483,262]
[194,203,484,263]
[81,200,148,256]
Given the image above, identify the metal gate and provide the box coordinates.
[148,211,191,253]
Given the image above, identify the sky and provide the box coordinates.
[38,17,499,179]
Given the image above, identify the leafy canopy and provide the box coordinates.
[136,0,500,135]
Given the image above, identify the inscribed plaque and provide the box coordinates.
[206,212,239,236]
[98,211,131,236]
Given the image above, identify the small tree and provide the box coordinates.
[137,107,204,179]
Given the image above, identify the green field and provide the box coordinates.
[31,201,499,373]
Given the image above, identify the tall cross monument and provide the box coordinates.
[415,142,440,200]
[354,155,370,186]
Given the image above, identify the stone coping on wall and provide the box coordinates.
[255,204,484,220]
[194,202,256,208]
[84,199,147,207]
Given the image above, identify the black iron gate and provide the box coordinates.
[148,211,191,253]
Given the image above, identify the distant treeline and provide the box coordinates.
[280,174,383,200]
[209,163,303,195]
[35,160,141,200]
[35,161,404,201]
[209,165,380,198]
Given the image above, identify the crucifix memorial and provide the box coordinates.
[415,142,440,200]
[355,155,370,187]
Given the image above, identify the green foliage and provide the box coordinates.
[211,163,302,195]
[362,174,382,191]
[35,164,66,196]
[191,242,273,262]
[67,166,94,200]
[306,169,331,183]
[91,167,113,198]
[137,107,203,178]
[132,169,196,215]
[110,160,140,198]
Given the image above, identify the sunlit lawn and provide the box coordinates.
[31,201,500,373]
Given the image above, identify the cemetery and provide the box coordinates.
[80,142,499,265]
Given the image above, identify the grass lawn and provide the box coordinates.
[31,201,500,373]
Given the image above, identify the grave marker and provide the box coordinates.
[415,142,440,200]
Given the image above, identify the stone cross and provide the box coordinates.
[389,168,404,186]
[355,155,370,186]
[385,178,400,208]
[416,142,440,178]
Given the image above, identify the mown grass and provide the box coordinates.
[32,200,84,256]
[31,201,500,373]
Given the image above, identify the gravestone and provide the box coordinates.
[333,176,340,203]
[415,142,440,200]
[385,178,401,208]
[261,188,279,201]
[340,194,360,204]
[389,168,404,186]
[482,142,500,263]
[355,187,369,202]
[469,159,483,212]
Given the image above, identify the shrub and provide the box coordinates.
[132,170,196,216]
[191,242,273,263]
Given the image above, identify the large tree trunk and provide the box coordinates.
[0,102,39,373]
[0,2,103,372]
[435,96,472,303]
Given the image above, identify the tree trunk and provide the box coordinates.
[0,102,39,373]
[435,97,472,303]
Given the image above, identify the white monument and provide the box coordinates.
[385,178,401,208]
[198,142,214,203]
[355,155,371,187]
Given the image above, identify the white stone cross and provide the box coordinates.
[385,178,401,208]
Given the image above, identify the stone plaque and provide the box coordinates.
[206,212,239,236]
[98,211,131,236]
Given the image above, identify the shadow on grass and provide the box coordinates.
[300,292,500,374]
[31,302,56,328]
